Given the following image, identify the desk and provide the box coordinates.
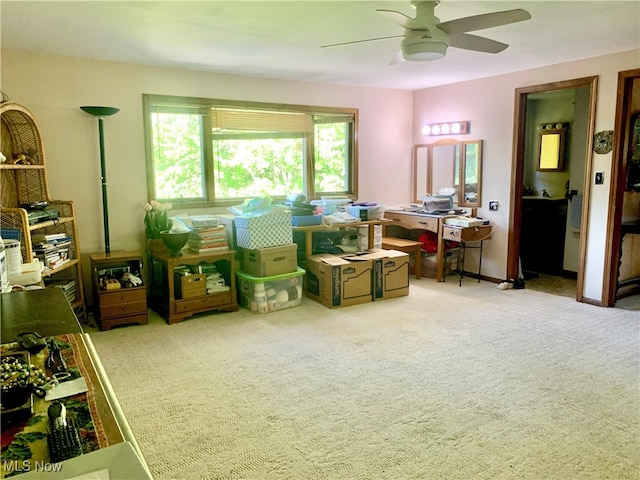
[383,210,491,282]
[1,288,83,340]
[293,219,392,257]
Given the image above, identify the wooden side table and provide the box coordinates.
[90,251,148,331]
[148,249,238,325]
[293,219,391,257]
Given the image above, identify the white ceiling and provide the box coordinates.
[2,1,639,91]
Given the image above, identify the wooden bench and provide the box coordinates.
[381,237,423,279]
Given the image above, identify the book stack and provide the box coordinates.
[32,233,72,271]
[189,215,220,228]
[44,278,77,303]
[188,225,229,254]
[200,262,230,293]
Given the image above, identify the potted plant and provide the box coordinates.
[144,200,172,252]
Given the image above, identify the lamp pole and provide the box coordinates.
[80,106,120,255]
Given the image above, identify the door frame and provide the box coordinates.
[507,76,598,302]
[603,68,640,306]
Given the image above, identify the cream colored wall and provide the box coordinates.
[412,49,640,302]
[0,50,412,292]
[3,49,639,304]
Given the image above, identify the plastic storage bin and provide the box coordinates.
[237,267,305,313]
[358,224,383,250]
[345,204,385,221]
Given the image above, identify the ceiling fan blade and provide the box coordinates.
[377,9,428,31]
[321,34,404,49]
[389,50,405,65]
[438,9,531,35]
[448,33,508,54]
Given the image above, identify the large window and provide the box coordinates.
[143,95,358,207]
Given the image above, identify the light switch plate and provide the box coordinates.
[595,171,604,184]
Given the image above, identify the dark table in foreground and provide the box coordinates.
[1,333,151,478]
[1,288,83,341]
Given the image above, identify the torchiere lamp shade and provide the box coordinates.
[80,106,120,118]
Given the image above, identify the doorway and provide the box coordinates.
[508,77,598,302]
[603,69,640,307]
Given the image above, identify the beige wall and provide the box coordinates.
[1,50,412,292]
[413,49,640,301]
[2,48,639,303]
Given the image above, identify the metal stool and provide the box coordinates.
[457,240,485,286]
[381,237,423,279]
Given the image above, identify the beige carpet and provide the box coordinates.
[89,280,639,480]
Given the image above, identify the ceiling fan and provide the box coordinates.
[322,1,531,63]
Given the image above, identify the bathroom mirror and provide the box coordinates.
[538,124,567,171]
[412,138,483,208]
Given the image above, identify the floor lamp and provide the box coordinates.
[80,106,120,255]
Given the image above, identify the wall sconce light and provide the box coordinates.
[422,121,470,136]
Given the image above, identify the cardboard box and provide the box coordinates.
[305,253,372,308]
[174,273,207,299]
[359,249,410,300]
[234,210,293,249]
[236,267,305,313]
[242,244,298,277]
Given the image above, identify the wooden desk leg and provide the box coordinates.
[305,231,313,257]
[436,225,445,282]
[477,240,483,283]
[459,244,465,287]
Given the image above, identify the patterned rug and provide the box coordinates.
[1,335,108,478]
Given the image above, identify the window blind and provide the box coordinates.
[210,108,313,133]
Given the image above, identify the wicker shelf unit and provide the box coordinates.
[1,102,86,319]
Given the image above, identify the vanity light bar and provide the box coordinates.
[422,121,470,136]
[537,122,566,130]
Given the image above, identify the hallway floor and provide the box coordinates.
[524,272,640,311]
[524,273,576,298]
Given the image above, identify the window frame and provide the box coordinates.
[143,94,358,208]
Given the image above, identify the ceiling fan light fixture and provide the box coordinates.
[401,41,447,61]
